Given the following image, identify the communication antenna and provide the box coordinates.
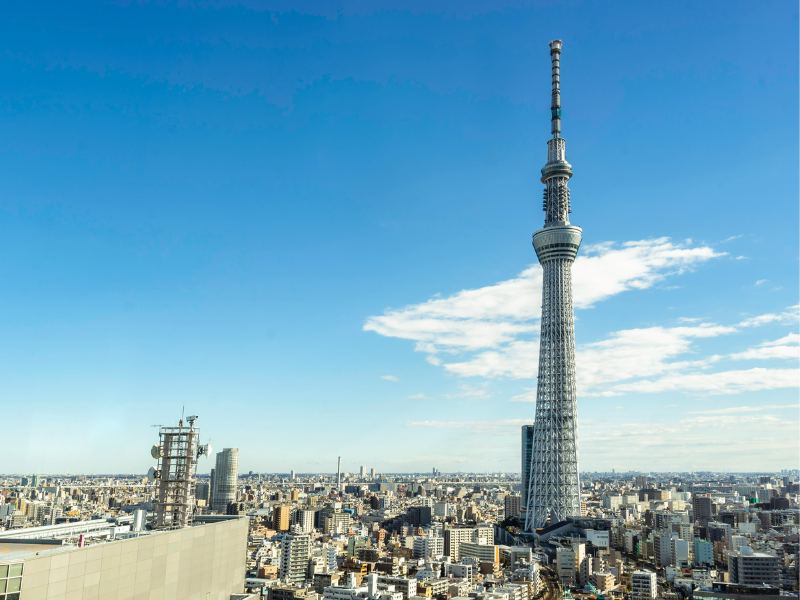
[151,413,203,529]
[198,439,212,459]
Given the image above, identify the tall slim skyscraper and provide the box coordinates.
[212,447,239,513]
[521,424,534,516]
[525,40,582,531]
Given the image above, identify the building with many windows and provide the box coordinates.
[727,548,781,587]
[211,448,239,513]
[631,570,657,600]
[280,532,311,585]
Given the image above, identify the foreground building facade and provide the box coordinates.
[0,516,247,600]
[525,39,582,530]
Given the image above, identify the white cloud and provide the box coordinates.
[406,407,799,471]
[729,333,800,361]
[406,385,492,402]
[364,238,721,355]
[573,238,723,308]
[755,279,768,286]
[408,419,529,431]
[608,367,799,396]
[739,305,799,328]
[581,411,799,471]
[381,374,400,382]
[511,388,537,403]
[721,235,744,243]
[366,237,799,400]
[689,403,799,415]
[445,383,492,400]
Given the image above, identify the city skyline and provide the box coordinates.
[1,1,798,474]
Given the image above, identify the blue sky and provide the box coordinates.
[1,0,797,474]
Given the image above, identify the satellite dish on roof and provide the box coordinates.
[151,444,161,459]
[147,467,160,482]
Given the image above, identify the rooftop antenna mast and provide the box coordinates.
[151,413,208,529]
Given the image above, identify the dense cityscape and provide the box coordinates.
[1,461,799,600]
[1,8,797,600]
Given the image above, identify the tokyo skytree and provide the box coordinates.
[524,40,582,531]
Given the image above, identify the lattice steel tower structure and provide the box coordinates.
[151,415,210,529]
[524,39,582,531]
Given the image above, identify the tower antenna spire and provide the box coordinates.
[549,39,563,137]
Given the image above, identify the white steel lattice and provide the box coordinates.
[524,40,582,531]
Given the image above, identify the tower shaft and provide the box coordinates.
[525,40,582,531]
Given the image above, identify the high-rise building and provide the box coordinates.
[444,526,475,561]
[520,424,534,517]
[209,468,216,506]
[525,39,582,531]
[195,480,211,505]
[412,535,444,560]
[653,531,673,568]
[504,494,521,520]
[295,508,315,533]
[406,506,432,527]
[693,495,714,525]
[631,570,657,600]
[727,548,780,587]
[280,532,311,584]
[672,538,690,567]
[459,542,499,564]
[274,504,292,531]
[212,448,239,513]
[694,539,713,566]
[556,540,587,587]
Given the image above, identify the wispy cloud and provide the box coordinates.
[365,236,721,361]
[689,403,799,415]
[729,333,800,361]
[606,367,799,396]
[581,411,799,470]
[721,234,744,243]
[381,374,400,382]
[739,305,799,328]
[366,237,798,400]
[408,408,800,471]
[408,419,529,431]
[511,388,537,403]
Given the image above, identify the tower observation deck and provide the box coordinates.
[524,40,582,531]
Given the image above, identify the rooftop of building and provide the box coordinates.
[0,514,243,564]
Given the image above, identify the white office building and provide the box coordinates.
[631,570,657,600]
[280,532,311,584]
